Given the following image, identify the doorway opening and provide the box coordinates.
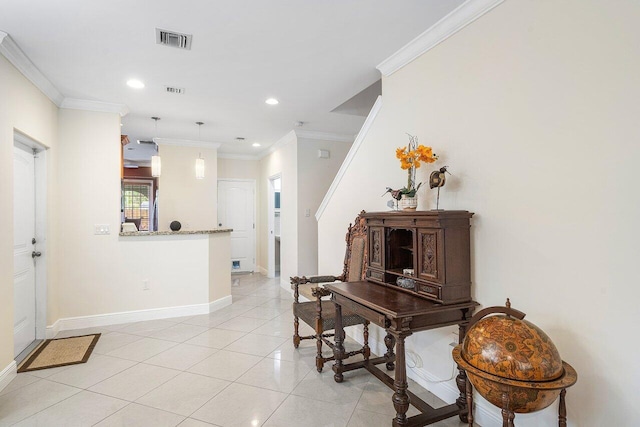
[13,131,48,362]
[267,174,281,278]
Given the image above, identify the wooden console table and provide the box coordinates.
[326,281,478,427]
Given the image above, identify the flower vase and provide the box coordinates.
[399,194,418,211]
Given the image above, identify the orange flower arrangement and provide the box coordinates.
[385,134,437,200]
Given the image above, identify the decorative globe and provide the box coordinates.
[453,312,577,414]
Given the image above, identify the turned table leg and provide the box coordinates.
[456,322,471,422]
[384,332,396,371]
[559,388,567,427]
[332,302,345,383]
[391,332,410,427]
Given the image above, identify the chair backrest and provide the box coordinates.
[341,210,368,282]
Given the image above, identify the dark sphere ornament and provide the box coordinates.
[169,221,182,231]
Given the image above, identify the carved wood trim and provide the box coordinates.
[370,228,382,268]
[341,210,368,281]
[420,231,438,277]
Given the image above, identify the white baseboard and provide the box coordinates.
[0,361,17,393]
[256,266,268,275]
[349,329,502,426]
[209,295,233,313]
[46,319,61,339]
[46,296,233,337]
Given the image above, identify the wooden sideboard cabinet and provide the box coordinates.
[364,210,473,304]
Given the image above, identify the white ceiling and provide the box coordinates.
[0,0,464,157]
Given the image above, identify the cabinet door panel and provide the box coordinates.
[417,229,444,283]
[368,226,384,269]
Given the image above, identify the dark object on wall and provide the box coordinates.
[452,299,578,427]
[170,221,182,231]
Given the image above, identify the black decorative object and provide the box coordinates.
[170,221,182,231]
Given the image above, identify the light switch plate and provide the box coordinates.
[94,224,110,235]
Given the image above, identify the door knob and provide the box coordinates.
[32,251,42,258]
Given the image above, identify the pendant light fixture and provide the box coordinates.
[195,121,205,179]
[150,117,161,177]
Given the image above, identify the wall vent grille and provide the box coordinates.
[165,86,186,94]
[156,29,192,50]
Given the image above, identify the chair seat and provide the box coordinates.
[293,300,366,330]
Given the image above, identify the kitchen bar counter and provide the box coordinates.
[119,228,232,237]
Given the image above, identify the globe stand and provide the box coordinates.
[453,299,578,427]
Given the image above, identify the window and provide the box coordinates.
[123,180,154,231]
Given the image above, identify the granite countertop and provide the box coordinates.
[119,228,233,237]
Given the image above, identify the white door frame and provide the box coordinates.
[14,131,48,341]
[267,173,281,279]
[217,178,257,273]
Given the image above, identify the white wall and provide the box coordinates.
[217,157,260,181]
[55,110,213,319]
[296,138,352,276]
[318,0,640,425]
[258,132,298,281]
[0,55,59,370]
[158,144,218,231]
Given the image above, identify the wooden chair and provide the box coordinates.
[291,210,370,372]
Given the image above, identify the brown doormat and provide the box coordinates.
[17,334,101,373]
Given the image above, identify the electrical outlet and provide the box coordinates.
[142,279,150,290]
[94,224,110,235]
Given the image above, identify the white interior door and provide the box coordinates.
[218,180,256,272]
[13,144,37,357]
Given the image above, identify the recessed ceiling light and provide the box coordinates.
[265,98,279,105]
[127,79,145,89]
[252,143,261,147]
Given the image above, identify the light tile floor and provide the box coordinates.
[0,273,477,427]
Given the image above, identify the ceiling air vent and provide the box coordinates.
[165,86,185,94]
[156,28,192,50]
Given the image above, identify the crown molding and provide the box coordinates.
[0,31,64,106]
[376,0,504,76]
[258,130,297,160]
[61,98,130,117]
[294,130,354,143]
[217,153,260,161]
[153,137,222,149]
[316,96,383,221]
